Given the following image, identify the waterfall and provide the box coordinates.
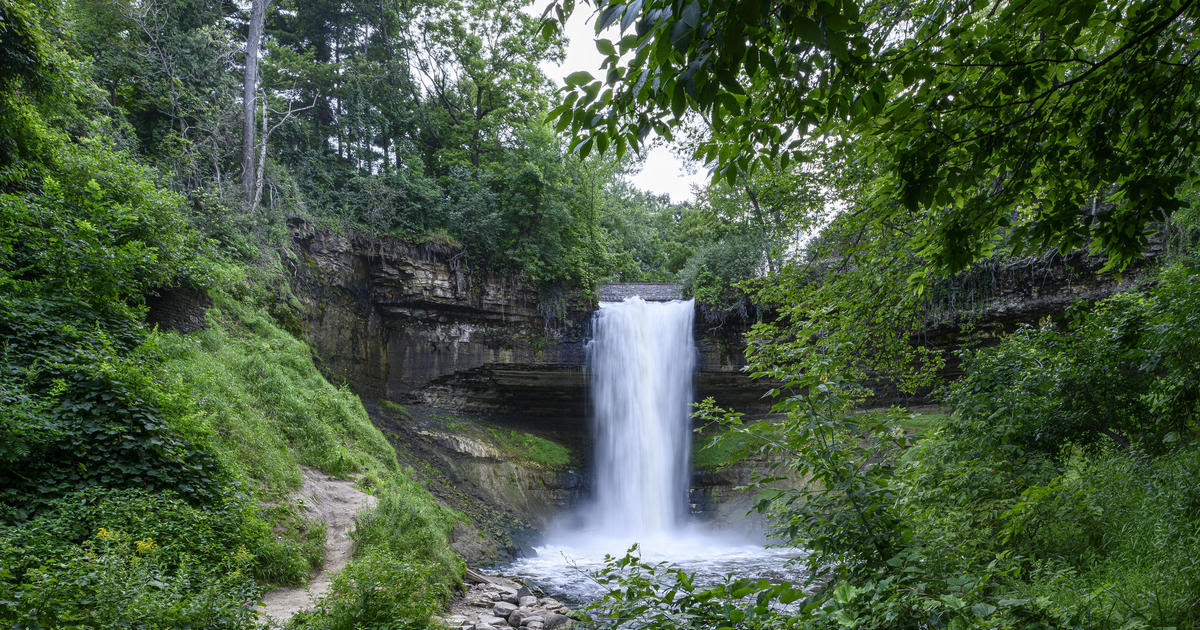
[504,295,801,603]
[586,297,696,536]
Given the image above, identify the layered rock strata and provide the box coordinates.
[286,217,770,418]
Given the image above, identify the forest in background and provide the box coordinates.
[56,0,793,301]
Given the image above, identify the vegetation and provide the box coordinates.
[550,0,1199,274]
[434,412,572,471]
[1,1,460,626]
[549,0,1200,628]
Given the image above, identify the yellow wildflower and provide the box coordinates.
[95,527,115,540]
[134,538,158,554]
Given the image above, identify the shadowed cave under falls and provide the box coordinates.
[503,297,802,602]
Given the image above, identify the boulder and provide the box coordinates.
[493,602,518,618]
[544,612,571,629]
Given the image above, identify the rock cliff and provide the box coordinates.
[286,217,592,417]
[285,217,769,419]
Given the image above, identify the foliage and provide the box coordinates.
[290,548,445,630]
[679,228,767,313]
[582,546,802,629]
[548,0,1200,275]
[944,265,1200,455]
[0,488,261,628]
[292,475,463,630]
[58,0,709,291]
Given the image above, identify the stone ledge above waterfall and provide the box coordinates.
[285,218,772,419]
[599,282,683,302]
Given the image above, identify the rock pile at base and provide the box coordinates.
[441,571,573,630]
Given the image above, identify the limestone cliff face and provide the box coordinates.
[286,217,592,417]
[286,218,769,419]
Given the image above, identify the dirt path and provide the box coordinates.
[258,467,377,626]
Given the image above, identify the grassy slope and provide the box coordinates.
[430,410,572,471]
[159,262,463,626]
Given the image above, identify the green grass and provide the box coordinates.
[428,412,572,470]
[160,290,398,499]
[155,271,461,624]
[486,428,571,470]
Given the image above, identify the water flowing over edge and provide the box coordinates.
[501,297,803,603]
[587,298,695,536]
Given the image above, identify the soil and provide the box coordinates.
[258,467,377,625]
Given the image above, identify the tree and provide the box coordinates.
[405,0,564,173]
[546,0,1200,275]
[240,0,268,209]
[71,0,241,194]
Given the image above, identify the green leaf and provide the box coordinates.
[565,71,594,86]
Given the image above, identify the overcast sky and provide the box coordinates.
[528,5,707,203]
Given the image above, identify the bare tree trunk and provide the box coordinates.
[254,91,268,212]
[240,0,268,209]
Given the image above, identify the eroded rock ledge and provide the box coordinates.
[285,217,769,419]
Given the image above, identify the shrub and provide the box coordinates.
[0,488,261,628]
[290,548,444,630]
[292,475,463,630]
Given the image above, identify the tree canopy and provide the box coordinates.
[548,0,1200,274]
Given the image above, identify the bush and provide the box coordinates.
[292,474,463,630]
[290,548,445,630]
[944,265,1200,456]
[0,488,262,628]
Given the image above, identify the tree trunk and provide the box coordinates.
[254,91,268,212]
[240,0,268,209]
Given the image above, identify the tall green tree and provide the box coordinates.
[547,0,1200,274]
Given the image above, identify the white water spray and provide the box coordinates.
[588,298,695,536]
[503,296,802,602]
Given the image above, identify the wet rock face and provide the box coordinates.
[286,217,772,418]
[146,286,212,334]
[286,217,592,417]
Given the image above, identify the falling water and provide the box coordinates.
[587,298,695,536]
[502,296,803,602]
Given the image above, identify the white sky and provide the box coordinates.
[529,4,707,203]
